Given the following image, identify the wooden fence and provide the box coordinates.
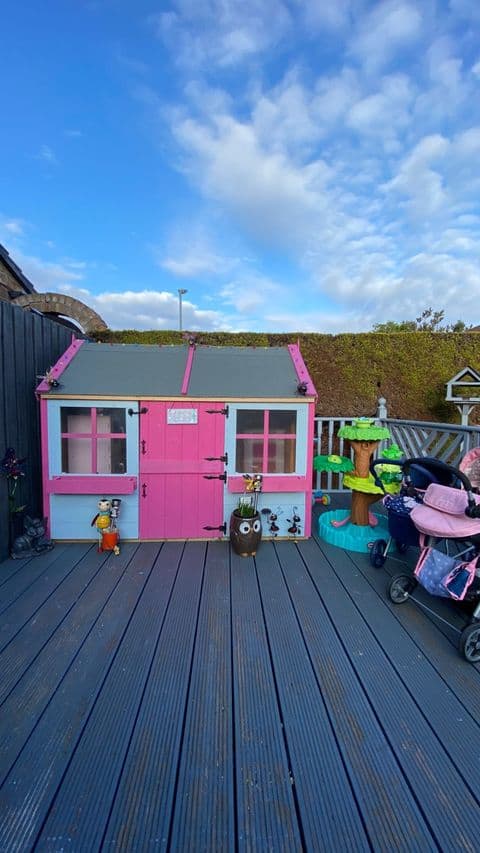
[0,301,76,560]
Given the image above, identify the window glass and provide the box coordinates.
[235,439,263,473]
[267,439,296,473]
[236,410,264,434]
[269,410,297,434]
[97,408,126,434]
[61,437,92,473]
[97,438,126,474]
[61,407,91,433]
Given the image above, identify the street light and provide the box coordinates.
[178,288,188,331]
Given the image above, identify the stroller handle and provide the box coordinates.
[370,456,480,518]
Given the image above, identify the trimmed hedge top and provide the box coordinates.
[89,329,480,423]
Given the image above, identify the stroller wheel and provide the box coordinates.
[459,623,480,663]
[395,540,409,554]
[369,539,387,569]
[388,574,416,604]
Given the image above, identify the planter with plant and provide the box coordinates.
[230,474,263,557]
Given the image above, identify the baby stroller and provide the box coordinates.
[368,456,461,569]
[387,464,480,663]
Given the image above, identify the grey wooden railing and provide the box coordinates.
[314,416,480,493]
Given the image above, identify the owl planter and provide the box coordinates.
[229,510,262,557]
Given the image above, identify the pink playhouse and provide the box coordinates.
[36,341,317,542]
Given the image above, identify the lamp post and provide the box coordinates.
[178,289,187,331]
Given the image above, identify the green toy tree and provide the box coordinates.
[336,418,391,526]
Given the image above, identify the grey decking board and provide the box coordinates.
[1,528,480,852]
[303,536,480,849]
[0,543,157,851]
[348,544,480,748]
[255,543,371,851]
[0,543,71,612]
[0,545,135,784]
[0,543,91,655]
[101,541,207,849]
[0,544,105,705]
[277,541,437,852]
[36,542,181,851]
[0,555,33,586]
[168,541,235,852]
[230,549,303,852]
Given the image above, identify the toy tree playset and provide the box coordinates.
[315,418,402,552]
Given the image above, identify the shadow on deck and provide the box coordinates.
[1,502,480,851]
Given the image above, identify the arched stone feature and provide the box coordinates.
[13,292,108,334]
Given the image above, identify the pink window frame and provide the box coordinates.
[235,409,297,473]
[60,406,127,474]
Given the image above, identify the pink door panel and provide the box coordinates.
[139,401,226,539]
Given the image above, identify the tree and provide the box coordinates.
[372,307,472,333]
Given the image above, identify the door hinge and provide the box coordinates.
[128,406,148,416]
[203,523,227,534]
[204,452,228,464]
[203,472,227,482]
[206,406,229,416]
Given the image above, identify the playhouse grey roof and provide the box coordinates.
[47,343,308,399]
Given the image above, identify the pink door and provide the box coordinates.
[139,401,227,539]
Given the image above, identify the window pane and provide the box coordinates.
[269,410,297,434]
[97,438,126,474]
[236,410,264,434]
[267,439,296,473]
[61,437,92,473]
[61,407,91,433]
[97,408,126,434]
[236,439,264,473]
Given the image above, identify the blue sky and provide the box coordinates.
[1,0,480,332]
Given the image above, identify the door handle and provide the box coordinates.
[142,483,147,498]
[141,439,146,455]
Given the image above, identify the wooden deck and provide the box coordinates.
[1,510,480,851]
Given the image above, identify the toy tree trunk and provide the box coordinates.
[351,440,380,478]
[351,491,379,526]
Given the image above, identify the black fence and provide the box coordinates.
[0,301,77,560]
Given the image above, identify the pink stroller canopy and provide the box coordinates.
[410,483,480,538]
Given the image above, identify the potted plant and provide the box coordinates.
[229,474,263,557]
[1,447,27,548]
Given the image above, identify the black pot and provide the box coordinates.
[229,510,262,557]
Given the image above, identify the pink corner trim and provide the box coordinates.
[40,398,51,535]
[36,338,85,394]
[181,344,196,395]
[288,344,317,397]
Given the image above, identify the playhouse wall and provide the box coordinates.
[50,493,139,540]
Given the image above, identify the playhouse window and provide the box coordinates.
[60,407,127,474]
[235,409,297,473]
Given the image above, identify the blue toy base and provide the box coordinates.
[318,509,389,553]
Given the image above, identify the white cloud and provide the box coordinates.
[1,218,25,236]
[383,134,450,217]
[36,145,57,165]
[350,0,423,73]
[154,226,237,278]
[150,0,292,68]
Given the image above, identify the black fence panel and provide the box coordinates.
[0,301,76,560]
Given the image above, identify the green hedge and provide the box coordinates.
[90,329,480,422]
